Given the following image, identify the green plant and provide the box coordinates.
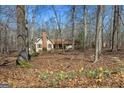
[49,79,59,87]
[86,70,98,79]
[103,69,111,78]
[66,71,77,79]
[18,61,32,68]
[85,68,111,80]
[55,71,67,80]
[39,72,49,80]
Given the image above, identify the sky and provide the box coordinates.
[26,5,70,26]
[26,5,98,30]
[0,5,120,33]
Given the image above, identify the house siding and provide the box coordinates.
[35,39,53,52]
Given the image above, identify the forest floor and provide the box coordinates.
[0,49,124,88]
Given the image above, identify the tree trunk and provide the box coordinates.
[0,23,1,54]
[52,6,64,52]
[3,18,9,55]
[30,6,36,54]
[94,5,104,63]
[72,5,76,50]
[16,5,27,53]
[109,8,114,49]
[111,6,120,52]
[83,5,88,50]
[0,6,1,54]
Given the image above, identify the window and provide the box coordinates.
[37,44,42,48]
[48,44,52,48]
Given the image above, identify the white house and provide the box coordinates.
[35,32,54,52]
[35,31,79,52]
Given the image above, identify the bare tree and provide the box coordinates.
[4,18,9,54]
[83,5,88,50]
[16,5,28,53]
[71,5,76,50]
[111,6,120,52]
[0,6,1,54]
[52,6,64,51]
[30,6,36,54]
[94,5,104,63]
[0,6,16,55]
[0,21,2,54]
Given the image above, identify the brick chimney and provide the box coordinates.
[42,31,47,50]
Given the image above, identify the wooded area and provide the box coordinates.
[0,5,124,88]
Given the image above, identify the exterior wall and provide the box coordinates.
[35,39,42,52]
[47,40,54,51]
[35,39,54,52]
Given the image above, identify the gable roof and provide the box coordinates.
[35,36,54,44]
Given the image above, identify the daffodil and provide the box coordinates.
[99,73,103,78]
[99,67,103,71]
[122,74,124,78]
[96,78,102,82]
[60,71,64,73]
[81,67,84,71]
[50,71,53,74]
[79,67,84,73]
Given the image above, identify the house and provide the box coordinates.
[35,31,54,52]
[51,39,79,49]
[35,31,79,52]
[51,39,75,49]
